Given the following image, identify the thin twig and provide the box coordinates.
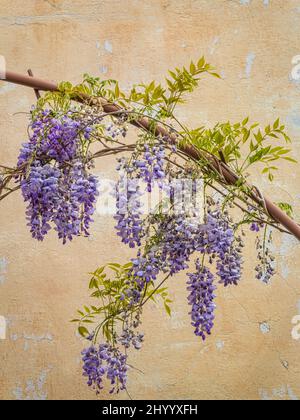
[27,69,41,99]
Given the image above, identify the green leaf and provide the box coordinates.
[255,130,263,144]
[89,278,97,289]
[190,61,196,74]
[164,302,172,317]
[265,125,271,135]
[210,72,221,79]
[273,118,280,129]
[277,202,294,217]
[197,56,205,68]
[114,83,120,98]
[168,70,177,80]
[283,157,297,163]
[78,326,89,337]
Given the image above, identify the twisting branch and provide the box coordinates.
[1,70,300,240]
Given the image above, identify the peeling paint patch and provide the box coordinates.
[104,40,113,54]
[287,385,299,401]
[259,389,272,400]
[209,36,220,55]
[279,234,298,257]
[245,52,256,78]
[240,0,269,4]
[169,310,186,329]
[287,111,300,127]
[272,386,287,399]
[0,257,8,285]
[11,332,53,351]
[280,262,290,280]
[297,300,300,315]
[260,322,271,334]
[0,316,6,340]
[171,341,195,350]
[0,84,16,95]
[259,386,299,400]
[12,367,52,400]
[216,340,224,351]
[100,65,108,74]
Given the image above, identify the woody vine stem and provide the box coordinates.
[0,57,299,396]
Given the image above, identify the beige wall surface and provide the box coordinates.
[0,0,300,400]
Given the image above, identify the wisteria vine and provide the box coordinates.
[0,57,297,397]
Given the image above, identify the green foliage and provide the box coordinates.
[144,283,173,316]
[73,263,132,340]
[36,57,296,186]
[72,262,172,342]
[166,57,219,96]
[277,202,294,218]
[185,117,296,181]
[39,58,218,116]
[129,57,219,116]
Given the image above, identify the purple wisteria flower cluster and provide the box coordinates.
[106,122,128,139]
[124,250,162,305]
[118,328,144,350]
[114,160,144,248]
[82,343,128,395]
[77,134,278,396]
[133,143,165,192]
[217,241,243,287]
[250,222,261,233]
[187,261,217,340]
[18,109,99,243]
[115,183,244,341]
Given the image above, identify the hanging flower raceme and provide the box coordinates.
[20,163,61,241]
[114,160,144,248]
[17,109,99,243]
[82,343,128,395]
[216,240,243,287]
[133,143,166,192]
[187,261,217,341]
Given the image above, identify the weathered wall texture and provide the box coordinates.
[0,0,300,400]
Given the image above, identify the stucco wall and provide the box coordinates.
[0,0,300,400]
